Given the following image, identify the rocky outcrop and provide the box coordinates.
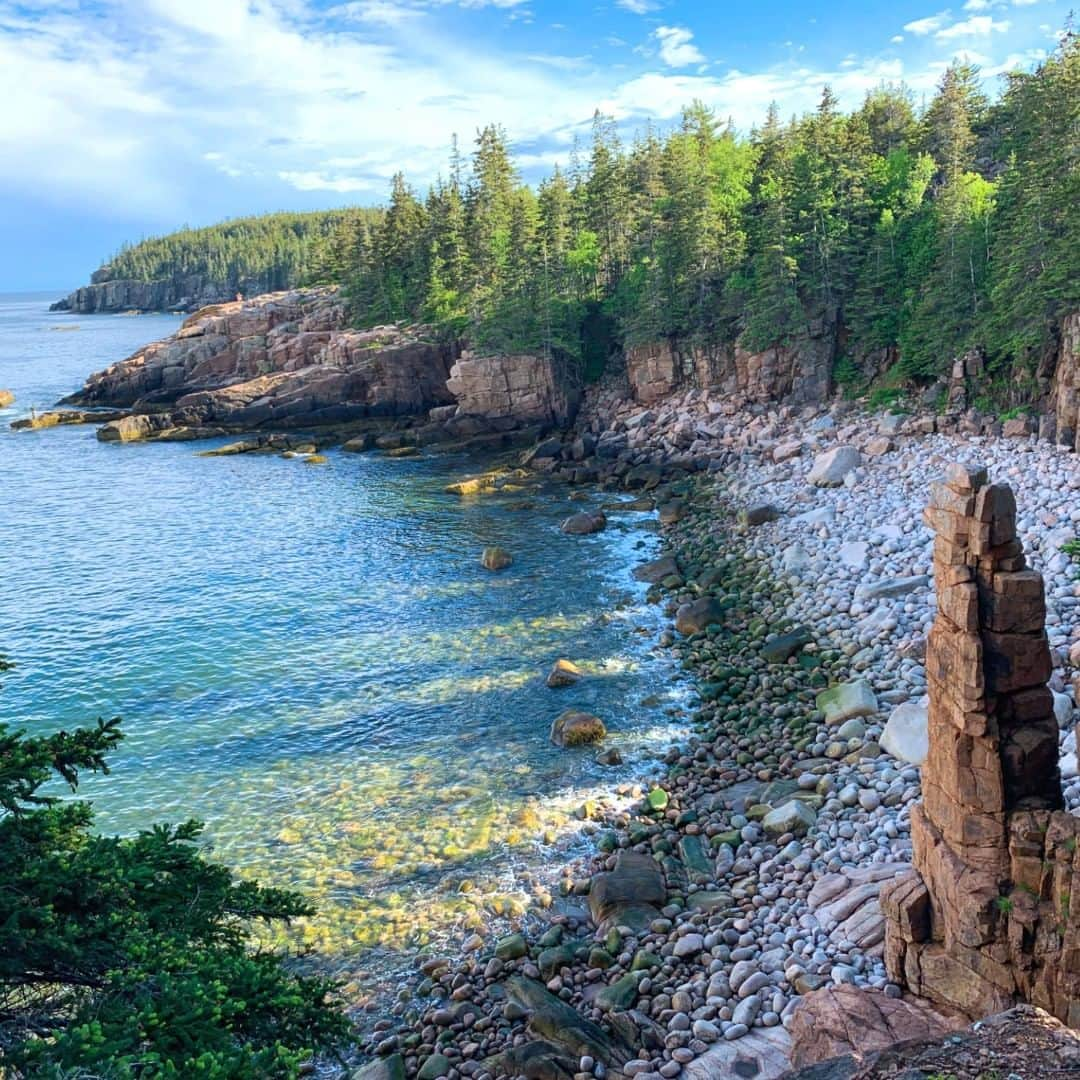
[786,985,966,1070]
[784,1004,1080,1079]
[447,351,580,427]
[625,320,836,408]
[62,289,587,441]
[1051,311,1080,450]
[50,277,237,315]
[882,463,1080,1025]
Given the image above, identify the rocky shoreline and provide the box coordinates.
[345,400,1080,1080]
[14,294,1080,1075]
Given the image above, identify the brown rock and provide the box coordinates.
[550,711,605,748]
[675,597,725,636]
[560,511,606,535]
[788,985,966,1069]
[546,659,583,688]
[481,546,512,571]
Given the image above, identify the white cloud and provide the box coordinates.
[0,0,1058,235]
[904,12,950,34]
[328,0,424,24]
[653,25,704,67]
[278,170,380,192]
[616,0,659,13]
[936,14,1011,37]
[891,34,905,42]
[1013,0,1039,6]
[963,0,990,8]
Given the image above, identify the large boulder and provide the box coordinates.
[808,446,862,487]
[675,597,725,636]
[816,680,878,725]
[881,701,929,765]
[762,799,816,838]
[546,659,583,688]
[633,555,681,584]
[761,626,812,663]
[787,985,967,1071]
[588,850,665,932]
[561,511,606,535]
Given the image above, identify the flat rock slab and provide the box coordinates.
[856,575,931,601]
[761,626,813,663]
[589,850,666,932]
[787,985,971,1072]
[680,1027,792,1080]
[505,976,631,1067]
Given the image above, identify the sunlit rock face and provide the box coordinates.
[447,351,581,427]
[69,289,586,436]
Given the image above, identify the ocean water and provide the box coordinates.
[0,291,681,995]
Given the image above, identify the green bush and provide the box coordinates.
[0,657,352,1078]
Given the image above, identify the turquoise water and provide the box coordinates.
[0,292,678,994]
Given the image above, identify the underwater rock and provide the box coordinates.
[550,710,606,747]
[481,546,513,571]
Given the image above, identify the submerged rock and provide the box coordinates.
[550,710,606,747]
[481,546,513,571]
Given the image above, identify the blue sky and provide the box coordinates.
[0,0,1067,290]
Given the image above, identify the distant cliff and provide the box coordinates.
[51,209,378,314]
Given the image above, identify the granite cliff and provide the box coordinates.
[64,287,580,441]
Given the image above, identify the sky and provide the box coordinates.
[0,0,1068,291]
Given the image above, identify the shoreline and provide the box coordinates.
[352,401,1080,1080]
[7,301,1080,1073]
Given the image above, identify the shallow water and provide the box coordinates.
[0,292,680,995]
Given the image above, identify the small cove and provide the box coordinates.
[0,292,685,1000]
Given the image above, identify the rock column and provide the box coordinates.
[883,463,1080,1025]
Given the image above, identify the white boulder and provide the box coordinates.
[881,701,929,766]
[808,446,862,487]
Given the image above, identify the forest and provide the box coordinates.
[308,31,1078,398]
[98,209,378,296]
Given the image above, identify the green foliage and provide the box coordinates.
[1061,538,1080,560]
[995,895,1014,915]
[867,386,906,410]
[310,30,1078,390]
[0,659,351,1077]
[102,211,374,297]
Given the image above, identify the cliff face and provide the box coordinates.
[66,287,576,437]
[625,319,835,408]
